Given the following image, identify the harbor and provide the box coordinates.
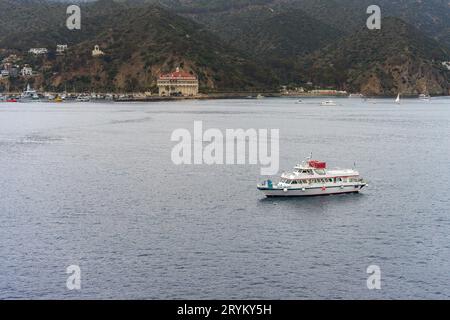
[0,86,439,104]
[1,97,450,299]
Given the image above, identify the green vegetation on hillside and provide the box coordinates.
[0,0,449,94]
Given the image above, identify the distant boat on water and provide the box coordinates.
[20,84,40,102]
[51,95,63,103]
[395,94,401,104]
[321,100,337,106]
[419,94,431,101]
[76,95,91,102]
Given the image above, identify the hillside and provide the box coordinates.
[148,0,450,88]
[154,0,450,48]
[301,18,450,95]
[0,0,280,92]
[1,0,449,94]
[151,0,346,61]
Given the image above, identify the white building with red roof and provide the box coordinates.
[157,67,199,97]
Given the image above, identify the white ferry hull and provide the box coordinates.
[258,184,366,197]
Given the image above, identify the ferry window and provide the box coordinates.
[292,180,297,184]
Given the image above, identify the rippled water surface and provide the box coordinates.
[0,97,449,299]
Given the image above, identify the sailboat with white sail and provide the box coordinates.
[395,93,401,104]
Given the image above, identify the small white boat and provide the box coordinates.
[44,93,55,101]
[321,100,337,106]
[256,94,265,99]
[419,94,431,101]
[257,156,367,197]
[395,94,401,104]
[75,95,90,102]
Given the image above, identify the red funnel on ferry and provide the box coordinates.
[308,160,327,169]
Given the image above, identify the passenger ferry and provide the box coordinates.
[258,156,367,197]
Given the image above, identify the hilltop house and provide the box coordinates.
[29,48,48,55]
[1,63,19,78]
[2,54,18,64]
[21,66,33,76]
[56,44,68,55]
[157,67,199,97]
[92,45,104,57]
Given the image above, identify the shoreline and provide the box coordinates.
[2,91,448,103]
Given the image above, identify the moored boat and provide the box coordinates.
[75,95,91,102]
[321,100,337,106]
[419,94,431,101]
[52,95,63,103]
[19,84,40,102]
[257,156,367,197]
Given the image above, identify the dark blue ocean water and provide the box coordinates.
[0,97,449,299]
